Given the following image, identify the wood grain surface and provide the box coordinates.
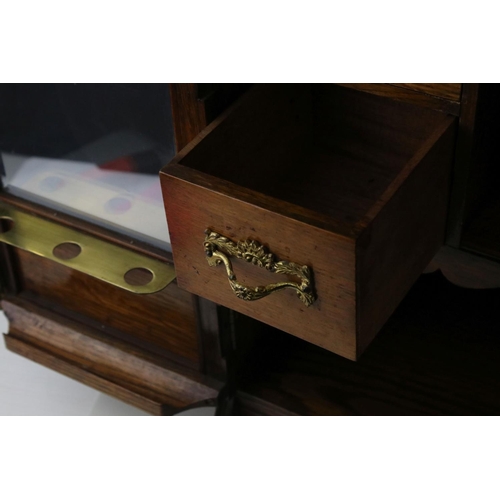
[2,298,220,415]
[356,115,455,356]
[14,248,201,367]
[162,169,357,359]
[170,83,252,152]
[234,271,500,415]
[170,84,208,152]
[389,83,462,101]
[337,83,461,115]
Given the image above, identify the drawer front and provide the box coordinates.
[161,84,456,360]
[163,168,357,359]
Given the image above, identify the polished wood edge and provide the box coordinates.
[424,246,500,289]
[2,297,221,412]
[162,164,357,241]
[4,335,168,415]
[165,84,257,166]
[336,84,461,115]
[169,83,208,152]
[355,119,456,359]
[0,192,174,264]
[3,295,209,381]
[445,84,481,247]
[18,289,200,371]
[388,83,462,102]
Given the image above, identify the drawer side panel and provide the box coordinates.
[356,117,456,357]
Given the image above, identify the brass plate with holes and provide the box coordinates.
[0,202,175,294]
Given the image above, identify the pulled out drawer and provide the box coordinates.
[161,84,456,360]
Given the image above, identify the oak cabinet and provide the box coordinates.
[2,83,500,415]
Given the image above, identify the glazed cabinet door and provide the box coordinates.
[0,84,223,415]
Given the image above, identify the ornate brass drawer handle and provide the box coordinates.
[203,230,316,307]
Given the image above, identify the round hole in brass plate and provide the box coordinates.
[124,267,154,286]
[0,216,14,234]
[53,242,82,260]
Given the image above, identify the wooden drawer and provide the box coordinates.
[160,84,456,360]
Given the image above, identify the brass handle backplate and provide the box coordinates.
[203,230,316,307]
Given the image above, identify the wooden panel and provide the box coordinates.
[356,116,456,356]
[14,249,200,367]
[390,83,462,101]
[5,335,169,415]
[170,84,252,152]
[179,84,314,208]
[2,298,220,415]
[170,83,207,152]
[337,83,461,115]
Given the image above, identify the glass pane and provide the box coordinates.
[0,84,175,250]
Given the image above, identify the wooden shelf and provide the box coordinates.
[235,271,500,415]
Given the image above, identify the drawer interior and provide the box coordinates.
[179,84,448,228]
